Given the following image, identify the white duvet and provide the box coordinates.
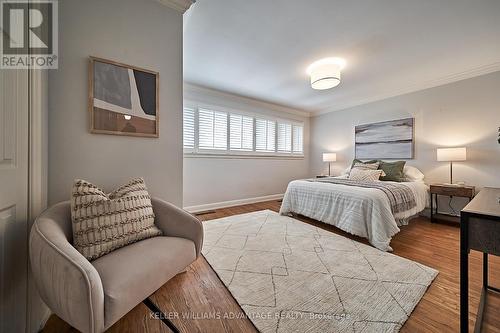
[279,177,429,251]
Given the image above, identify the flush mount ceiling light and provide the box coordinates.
[306,57,346,90]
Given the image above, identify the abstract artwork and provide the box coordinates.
[355,118,414,159]
[89,57,159,137]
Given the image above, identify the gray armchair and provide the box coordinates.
[29,198,203,333]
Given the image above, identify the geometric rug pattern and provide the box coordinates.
[202,210,438,333]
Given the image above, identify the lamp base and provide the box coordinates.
[442,182,464,187]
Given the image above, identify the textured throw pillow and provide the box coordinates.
[379,161,406,182]
[71,178,162,261]
[351,159,379,168]
[352,162,380,170]
[348,168,385,182]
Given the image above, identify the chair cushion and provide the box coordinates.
[92,236,196,328]
[71,178,162,261]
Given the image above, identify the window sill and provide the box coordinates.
[184,152,305,160]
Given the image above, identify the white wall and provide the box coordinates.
[183,84,310,210]
[310,71,500,211]
[48,0,184,206]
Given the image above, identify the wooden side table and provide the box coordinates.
[430,184,475,223]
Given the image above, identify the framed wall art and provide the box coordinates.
[355,117,414,159]
[89,57,159,137]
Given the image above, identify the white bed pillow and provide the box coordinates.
[349,168,385,181]
[403,165,425,182]
[341,166,351,176]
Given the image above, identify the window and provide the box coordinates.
[198,108,227,150]
[183,106,303,157]
[256,119,276,152]
[183,108,195,149]
[293,125,303,154]
[277,123,292,153]
[230,114,253,151]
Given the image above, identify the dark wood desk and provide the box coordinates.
[460,187,500,333]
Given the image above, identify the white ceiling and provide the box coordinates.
[183,0,500,115]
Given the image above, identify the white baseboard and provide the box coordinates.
[184,194,284,213]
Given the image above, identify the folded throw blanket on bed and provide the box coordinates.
[309,178,417,214]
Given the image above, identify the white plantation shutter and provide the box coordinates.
[230,114,253,151]
[256,119,276,152]
[293,125,304,154]
[198,108,227,150]
[182,106,303,156]
[255,119,266,151]
[277,123,292,152]
[183,108,195,149]
[267,121,276,152]
[214,111,227,149]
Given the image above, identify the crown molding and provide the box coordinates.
[312,61,500,116]
[155,0,195,13]
[184,82,311,118]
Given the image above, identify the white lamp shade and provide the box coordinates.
[323,153,337,162]
[436,147,466,161]
[307,58,345,90]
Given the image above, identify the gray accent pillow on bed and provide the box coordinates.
[351,159,407,182]
[379,161,406,182]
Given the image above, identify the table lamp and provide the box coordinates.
[322,153,337,176]
[436,147,466,185]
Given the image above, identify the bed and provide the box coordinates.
[279,172,428,251]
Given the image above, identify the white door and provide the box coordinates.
[0,68,29,332]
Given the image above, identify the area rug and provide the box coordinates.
[202,210,438,333]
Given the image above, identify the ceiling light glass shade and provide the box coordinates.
[436,147,466,161]
[307,58,346,90]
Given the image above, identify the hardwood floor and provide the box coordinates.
[43,200,500,333]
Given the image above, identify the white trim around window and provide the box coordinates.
[183,103,304,159]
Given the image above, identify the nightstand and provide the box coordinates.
[430,184,475,223]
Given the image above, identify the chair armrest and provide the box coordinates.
[29,204,105,333]
[151,197,204,258]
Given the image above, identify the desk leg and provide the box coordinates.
[435,194,439,221]
[460,213,469,333]
[430,193,434,223]
[472,253,489,333]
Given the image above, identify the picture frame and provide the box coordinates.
[355,117,414,159]
[88,56,159,138]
